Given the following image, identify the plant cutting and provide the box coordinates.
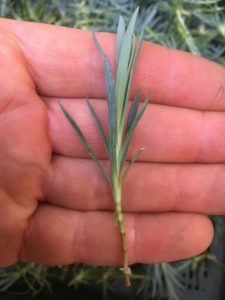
[59,7,150,287]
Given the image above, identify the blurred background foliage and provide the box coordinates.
[0,0,225,299]
[1,0,225,63]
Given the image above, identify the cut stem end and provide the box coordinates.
[120,266,132,287]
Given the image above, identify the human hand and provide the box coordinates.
[0,18,224,268]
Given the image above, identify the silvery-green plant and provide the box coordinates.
[60,7,150,286]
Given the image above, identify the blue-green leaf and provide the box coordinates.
[86,97,109,155]
[126,88,141,134]
[120,148,144,183]
[92,32,117,174]
[116,7,139,130]
[59,102,111,186]
[116,15,126,68]
[120,94,150,168]
[120,30,144,131]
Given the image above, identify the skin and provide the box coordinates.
[1,18,225,269]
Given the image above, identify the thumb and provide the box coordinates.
[0,27,51,266]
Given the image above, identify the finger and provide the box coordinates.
[47,98,225,163]
[19,204,213,266]
[0,18,225,111]
[44,155,225,215]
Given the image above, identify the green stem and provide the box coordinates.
[113,183,131,287]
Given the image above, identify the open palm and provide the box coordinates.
[1,18,224,267]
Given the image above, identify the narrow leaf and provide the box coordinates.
[126,88,141,133]
[129,30,144,74]
[59,102,111,186]
[92,32,115,106]
[120,148,144,183]
[108,87,117,177]
[116,15,126,68]
[127,33,136,74]
[86,97,109,155]
[120,94,150,169]
[92,31,105,59]
[92,32,117,174]
[116,7,139,128]
[120,30,144,131]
